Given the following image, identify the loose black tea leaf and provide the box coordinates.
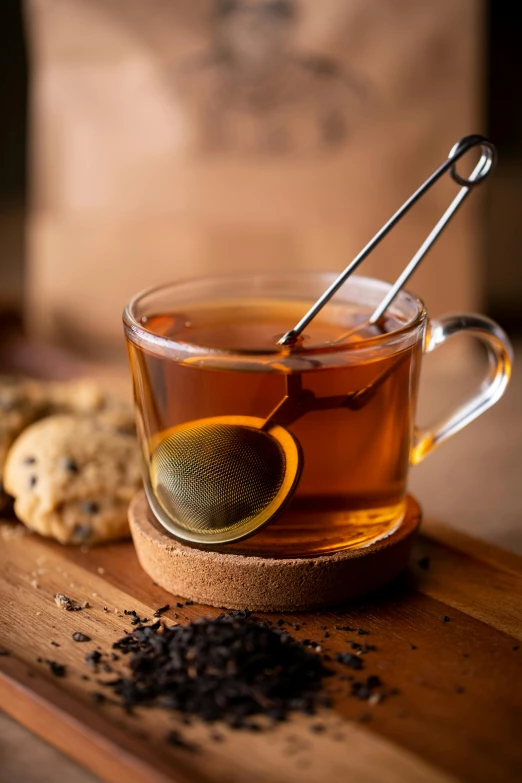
[153,604,170,618]
[102,611,332,725]
[85,650,102,668]
[166,730,195,751]
[334,652,364,670]
[351,675,383,701]
[46,660,66,678]
[72,632,92,643]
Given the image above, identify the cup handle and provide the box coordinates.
[411,313,513,465]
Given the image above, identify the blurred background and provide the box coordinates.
[1,0,521,358]
[0,0,521,548]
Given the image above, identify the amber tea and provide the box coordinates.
[126,291,424,557]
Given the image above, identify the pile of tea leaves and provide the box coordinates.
[104,610,333,726]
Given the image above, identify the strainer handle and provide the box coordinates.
[279,135,496,346]
[411,313,513,465]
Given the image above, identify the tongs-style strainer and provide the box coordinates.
[149,135,496,545]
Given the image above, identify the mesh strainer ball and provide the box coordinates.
[149,415,303,545]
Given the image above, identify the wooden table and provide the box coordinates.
[0,510,521,783]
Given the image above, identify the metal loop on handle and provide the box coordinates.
[449,135,496,187]
[278,134,497,346]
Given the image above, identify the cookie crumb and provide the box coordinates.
[54,593,88,611]
[0,523,32,541]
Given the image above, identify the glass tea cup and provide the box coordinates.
[123,272,512,557]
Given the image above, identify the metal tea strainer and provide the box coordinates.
[148,135,496,545]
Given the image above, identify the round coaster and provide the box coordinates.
[129,491,421,612]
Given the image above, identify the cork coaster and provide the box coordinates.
[129,491,421,612]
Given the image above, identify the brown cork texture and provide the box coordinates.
[129,492,421,611]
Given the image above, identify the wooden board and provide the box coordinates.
[1,514,521,783]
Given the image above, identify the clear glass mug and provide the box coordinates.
[123,273,512,557]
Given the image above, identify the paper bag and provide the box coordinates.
[25,0,484,359]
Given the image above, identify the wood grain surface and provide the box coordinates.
[0,514,521,783]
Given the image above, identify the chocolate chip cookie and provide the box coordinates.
[0,377,47,507]
[3,414,142,544]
